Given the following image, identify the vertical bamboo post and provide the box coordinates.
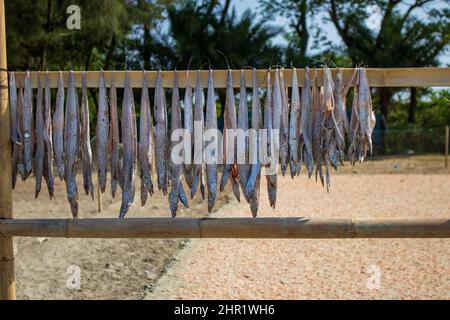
[445,125,449,169]
[0,0,16,300]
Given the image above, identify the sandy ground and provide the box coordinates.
[144,158,450,300]
[13,176,231,299]
[11,155,450,299]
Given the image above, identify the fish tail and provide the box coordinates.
[179,184,189,208]
[231,178,240,203]
[111,178,118,199]
[169,190,179,217]
[68,197,78,219]
[220,164,231,192]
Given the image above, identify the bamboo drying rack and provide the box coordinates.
[1,0,450,300]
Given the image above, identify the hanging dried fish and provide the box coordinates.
[97,70,109,193]
[320,67,338,191]
[34,73,45,198]
[357,68,376,162]
[272,68,282,159]
[109,71,122,198]
[64,71,80,218]
[9,72,22,188]
[220,69,240,202]
[246,68,262,217]
[22,71,33,180]
[9,72,20,145]
[154,70,168,195]
[169,71,189,216]
[312,70,324,187]
[53,71,65,180]
[43,72,54,198]
[300,68,314,177]
[11,83,24,188]
[264,70,277,209]
[332,69,347,164]
[237,69,250,202]
[334,68,357,144]
[119,71,137,218]
[205,69,218,212]
[279,69,289,176]
[139,71,154,206]
[191,70,204,199]
[348,70,360,165]
[183,70,194,188]
[289,68,301,178]
[80,72,94,199]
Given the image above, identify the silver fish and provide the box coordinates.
[348,75,360,165]
[264,70,277,209]
[300,68,314,177]
[334,68,357,141]
[81,72,94,199]
[358,68,376,160]
[97,70,109,193]
[220,69,240,202]
[139,71,154,206]
[22,71,33,180]
[10,72,21,188]
[312,72,324,186]
[279,69,289,176]
[237,69,250,202]
[169,71,189,216]
[43,72,54,198]
[272,69,282,165]
[64,71,80,218]
[154,70,168,195]
[289,68,301,178]
[320,67,338,191]
[53,71,65,180]
[191,70,204,199]
[183,70,194,188]
[12,86,24,188]
[205,69,218,212]
[246,69,262,217]
[119,71,137,218]
[34,73,45,198]
[9,72,20,145]
[109,71,122,198]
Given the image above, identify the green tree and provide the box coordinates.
[316,0,449,127]
[6,0,133,71]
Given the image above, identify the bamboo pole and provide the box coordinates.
[0,0,16,300]
[11,67,450,89]
[445,125,449,169]
[0,218,449,239]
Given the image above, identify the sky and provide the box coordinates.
[232,0,449,66]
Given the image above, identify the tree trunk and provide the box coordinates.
[408,87,417,124]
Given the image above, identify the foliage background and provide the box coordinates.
[5,0,450,154]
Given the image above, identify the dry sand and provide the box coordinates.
[11,156,450,299]
[13,177,230,299]
[145,174,450,300]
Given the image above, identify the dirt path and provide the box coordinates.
[146,174,450,299]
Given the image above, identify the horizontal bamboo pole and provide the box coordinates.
[11,67,450,89]
[0,218,449,239]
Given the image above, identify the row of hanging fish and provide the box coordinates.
[9,67,375,218]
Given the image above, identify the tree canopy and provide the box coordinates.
[4,0,450,151]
